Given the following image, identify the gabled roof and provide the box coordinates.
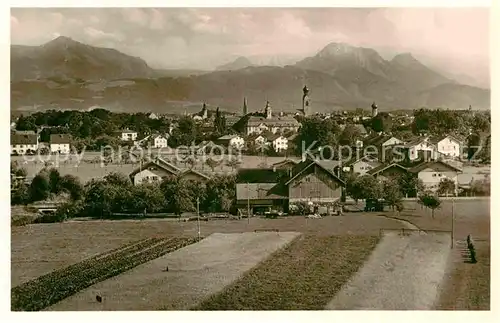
[344,155,381,167]
[178,169,211,180]
[285,158,345,186]
[429,134,463,145]
[266,133,286,142]
[50,134,71,144]
[129,157,181,179]
[366,163,408,176]
[409,160,463,174]
[236,183,287,200]
[218,134,241,140]
[120,129,137,134]
[364,134,401,147]
[237,168,289,183]
[11,133,37,145]
[402,137,436,148]
[272,159,299,168]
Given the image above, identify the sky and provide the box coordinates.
[10,7,490,85]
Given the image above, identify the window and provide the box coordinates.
[432,174,437,177]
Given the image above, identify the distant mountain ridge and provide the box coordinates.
[216,56,254,71]
[10,37,490,113]
[11,36,155,81]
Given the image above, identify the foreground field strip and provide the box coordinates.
[48,232,301,311]
[436,242,490,310]
[326,232,451,310]
[194,235,380,310]
[12,237,196,311]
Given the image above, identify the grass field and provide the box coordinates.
[48,232,301,311]
[194,235,380,310]
[12,237,196,311]
[11,215,405,287]
[391,199,490,310]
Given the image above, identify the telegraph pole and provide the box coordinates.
[197,197,201,241]
[451,180,455,249]
[247,182,250,224]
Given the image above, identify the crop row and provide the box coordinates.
[12,236,196,311]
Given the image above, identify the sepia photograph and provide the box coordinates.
[8,3,492,313]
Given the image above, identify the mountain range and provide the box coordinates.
[10,36,490,114]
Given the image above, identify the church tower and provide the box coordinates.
[243,97,248,115]
[265,101,272,119]
[371,102,378,118]
[201,102,208,119]
[302,85,310,116]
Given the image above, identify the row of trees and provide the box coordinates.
[11,165,83,206]
[82,172,236,218]
[15,108,235,151]
[11,163,237,220]
[344,172,458,216]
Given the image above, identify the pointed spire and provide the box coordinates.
[243,97,248,115]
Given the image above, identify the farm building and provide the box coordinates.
[117,129,138,142]
[430,134,463,159]
[366,163,409,181]
[50,134,71,154]
[128,157,210,185]
[216,134,245,150]
[11,132,38,155]
[235,155,345,214]
[409,160,463,193]
[345,155,382,175]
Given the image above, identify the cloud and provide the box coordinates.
[84,27,125,42]
[121,8,149,27]
[149,9,164,30]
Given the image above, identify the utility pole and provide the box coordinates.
[247,182,250,224]
[197,197,201,241]
[451,180,455,249]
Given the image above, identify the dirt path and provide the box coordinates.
[47,232,300,311]
[325,232,451,310]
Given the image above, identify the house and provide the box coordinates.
[151,134,169,149]
[266,133,289,152]
[50,134,71,154]
[345,155,383,175]
[363,134,404,162]
[430,135,462,159]
[148,113,159,120]
[285,157,345,204]
[216,134,245,150]
[11,132,38,155]
[235,155,346,214]
[367,163,409,181]
[409,160,463,193]
[402,137,437,162]
[128,157,210,185]
[118,129,138,142]
[248,133,267,146]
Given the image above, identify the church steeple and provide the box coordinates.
[302,85,310,116]
[243,97,248,115]
[265,101,272,119]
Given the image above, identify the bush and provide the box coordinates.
[11,215,37,227]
